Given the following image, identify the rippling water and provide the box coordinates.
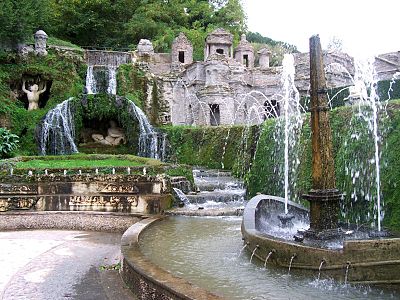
[139,216,399,300]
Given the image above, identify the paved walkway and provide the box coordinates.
[0,230,136,300]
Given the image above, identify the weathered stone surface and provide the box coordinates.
[137,39,154,57]
[204,28,233,60]
[0,174,172,214]
[171,32,193,68]
[374,51,400,81]
[34,30,48,56]
[258,47,271,69]
[0,211,142,232]
[234,34,255,68]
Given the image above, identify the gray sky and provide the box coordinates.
[242,0,400,57]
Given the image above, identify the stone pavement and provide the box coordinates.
[0,230,137,300]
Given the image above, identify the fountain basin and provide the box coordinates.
[120,216,224,300]
[242,195,400,284]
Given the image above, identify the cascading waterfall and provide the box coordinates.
[83,50,165,160]
[38,98,78,155]
[85,66,97,94]
[107,66,117,95]
[39,49,165,159]
[85,50,131,95]
[127,99,165,160]
[172,188,191,206]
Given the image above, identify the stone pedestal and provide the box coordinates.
[303,189,343,239]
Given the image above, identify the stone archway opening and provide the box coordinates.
[178,51,185,63]
[78,117,129,153]
[13,76,52,110]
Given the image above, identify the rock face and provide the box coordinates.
[134,30,355,126]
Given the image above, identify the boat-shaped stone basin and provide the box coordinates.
[242,194,400,285]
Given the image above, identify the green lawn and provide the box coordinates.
[15,158,143,169]
[13,154,161,169]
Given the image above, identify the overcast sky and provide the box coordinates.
[242,0,400,57]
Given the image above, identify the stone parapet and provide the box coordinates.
[0,211,142,232]
[0,174,172,214]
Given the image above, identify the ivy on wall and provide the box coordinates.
[163,100,400,230]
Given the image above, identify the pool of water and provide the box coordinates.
[139,216,399,300]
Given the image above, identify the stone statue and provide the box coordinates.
[92,120,126,146]
[34,30,48,56]
[137,39,154,56]
[22,80,47,110]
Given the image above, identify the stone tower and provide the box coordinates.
[234,34,255,68]
[258,47,271,69]
[204,28,233,60]
[171,33,193,66]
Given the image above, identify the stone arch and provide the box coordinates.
[14,75,52,110]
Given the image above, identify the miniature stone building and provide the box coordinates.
[204,28,233,60]
[234,34,255,68]
[171,33,193,66]
[258,47,271,69]
[133,29,355,127]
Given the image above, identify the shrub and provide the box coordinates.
[0,127,19,158]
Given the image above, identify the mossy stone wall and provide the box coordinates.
[163,101,400,230]
[0,50,85,155]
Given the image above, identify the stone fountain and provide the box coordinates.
[242,35,400,284]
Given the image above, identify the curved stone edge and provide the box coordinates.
[120,216,225,300]
[242,194,400,284]
[0,211,144,232]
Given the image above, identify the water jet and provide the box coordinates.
[242,35,400,284]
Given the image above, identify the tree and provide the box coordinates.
[0,0,51,49]
[47,0,248,53]
[246,31,298,66]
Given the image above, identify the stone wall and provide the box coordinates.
[294,51,354,93]
[374,51,400,81]
[0,174,172,214]
[0,211,141,232]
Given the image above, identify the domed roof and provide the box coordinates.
[206,28,233,45]
[258,47,271,55]
[34,30,48,37]
[235,34,253,52]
